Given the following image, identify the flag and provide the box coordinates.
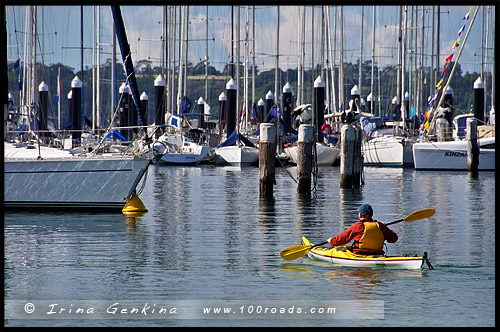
[424,120,429,131]
[441,64,450,78]
[428,94,437,105]
[436,79,444,90]
[452,38,460,49]
[458,24,466,36]
[168,114,182,130]
[445,54,453,63]
[462,7,471,20]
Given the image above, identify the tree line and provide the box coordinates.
[7,58,491,129]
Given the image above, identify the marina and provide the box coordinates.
[4,165,495,327]
[3,4,496,328]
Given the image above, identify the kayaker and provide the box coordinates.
[327,204,398,255]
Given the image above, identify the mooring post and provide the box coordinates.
[467,117,479,173]
[340,123,363,188]
[154,75,165,136]
[38,81,49,142]
[353,124,363,185]
[140,92,148,126]
[259,123,276,199]
[71,76,83,143]
[296,124,314,194]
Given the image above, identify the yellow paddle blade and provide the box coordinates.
[403,208,436,222]
[279,244,313,261]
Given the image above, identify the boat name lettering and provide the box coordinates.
[444,151,467,157]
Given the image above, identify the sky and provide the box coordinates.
[6,5,495,78]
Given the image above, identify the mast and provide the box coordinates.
[359,6,363,95]
[236,5,240,133]
[111,14,116,124]
[244,6,249,133]
[297,6,300,105]
[177,6,185,113]
[370,6,375,114]
[326,6,336,113]
[205,5,209,101]
[338,6,344,109]
[110,5,145,126]
[401,5,407,131]
[275,5,280,149]
[183,6,189,100]
[96,6,101,129]
[252,6,256,111]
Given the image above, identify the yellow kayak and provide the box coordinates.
[302,236,429,269]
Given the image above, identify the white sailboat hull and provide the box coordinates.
[412,137,495,170]
[284,143,340,166]
[362,136,414,167]
[158,145,210,165]
[4,143,150,210]
[154,132,211,165]
[213,145,259,166]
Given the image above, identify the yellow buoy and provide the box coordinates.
[122,195,148,215]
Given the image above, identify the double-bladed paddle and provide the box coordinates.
[279,208,436,261]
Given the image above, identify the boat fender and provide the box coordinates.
[122,195,148,215]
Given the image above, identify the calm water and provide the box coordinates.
[4,164,495,327]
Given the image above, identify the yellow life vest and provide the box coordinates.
[358,221,385,251]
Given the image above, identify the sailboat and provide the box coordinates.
[284,104,340,166]
[361,6,415,167]
[153,113,211,165]
[4,5,152,211]
[412,6,495,171]
[212,84,259,167]
[212,9,259,167]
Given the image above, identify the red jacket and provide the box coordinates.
[328,217,398,254]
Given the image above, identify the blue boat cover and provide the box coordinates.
[218,130,255,148]
[98,129,129,143]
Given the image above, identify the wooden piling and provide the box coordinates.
[296,124,314,194]
[259,123,276,199]
[467,117,479,173]
[340,123,363,188]
[353,124,363,185]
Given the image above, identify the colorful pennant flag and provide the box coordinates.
[458,24,466,36]
[428,6,473,113]
[462,7,471,20]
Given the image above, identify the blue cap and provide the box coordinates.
[357,204,373,216]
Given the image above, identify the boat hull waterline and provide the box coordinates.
[285,142,340,166]
[4,144,150,211]
[362,136,414,167]
[213,145,259,166]
[412,137,495,170]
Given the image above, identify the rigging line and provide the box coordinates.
[135,165,148,196]
[275,152,297,184]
